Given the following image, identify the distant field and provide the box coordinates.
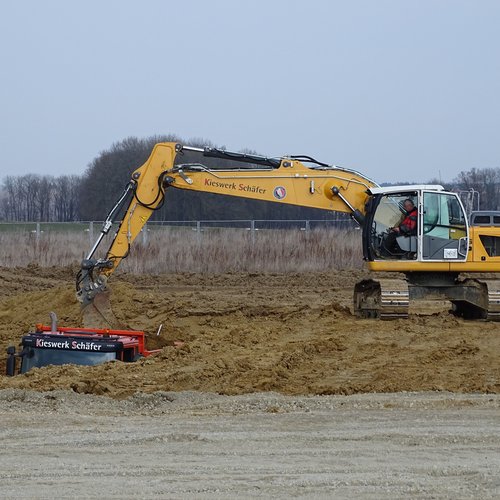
[0,225,362,273]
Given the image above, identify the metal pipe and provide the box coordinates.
[49,311,58,333]
[85,182,135,260]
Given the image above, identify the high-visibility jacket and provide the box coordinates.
[400,208,418,234]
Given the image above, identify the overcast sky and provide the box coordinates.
[0,0,499,183]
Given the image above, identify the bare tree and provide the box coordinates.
[454,167,500,210]
[0,173,80,222]
[53,175,80,221]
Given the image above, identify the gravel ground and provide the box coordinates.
[1,390,500,499]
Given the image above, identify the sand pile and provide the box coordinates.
[1,266,499,398]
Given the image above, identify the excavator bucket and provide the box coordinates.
[77,265,119,328]
[81,289,119,329]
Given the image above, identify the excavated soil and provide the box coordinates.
[1,265,500,397]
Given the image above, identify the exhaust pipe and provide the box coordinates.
[49,312,58,333]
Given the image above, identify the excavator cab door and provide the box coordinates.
[421,191,469,261]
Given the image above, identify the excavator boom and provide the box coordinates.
[77,142,377,308]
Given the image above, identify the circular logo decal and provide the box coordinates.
[273,186,287,200]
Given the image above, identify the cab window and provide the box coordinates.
[368,193,418,259]
[422,192,467,260]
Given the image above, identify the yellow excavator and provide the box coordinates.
[77,142,500,320]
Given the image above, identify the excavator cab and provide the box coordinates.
[363,186,469,264]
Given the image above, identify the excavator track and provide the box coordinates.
[448,278,500,321]
[354,279,409,320]
[482,280,500,321]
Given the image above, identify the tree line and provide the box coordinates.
[1,174,81,222]
[1,134,499,222]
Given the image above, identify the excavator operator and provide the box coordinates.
[384,199,418,256]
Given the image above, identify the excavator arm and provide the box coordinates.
[76,142,377,307]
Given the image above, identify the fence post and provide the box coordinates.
[305,220,310,232]
[251,220,255,245]
[36,222,41,241]
[196,221,201,243]
[89,221,94,244]
[142,223,148,245]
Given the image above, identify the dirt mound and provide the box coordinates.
[1,267,499,398]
